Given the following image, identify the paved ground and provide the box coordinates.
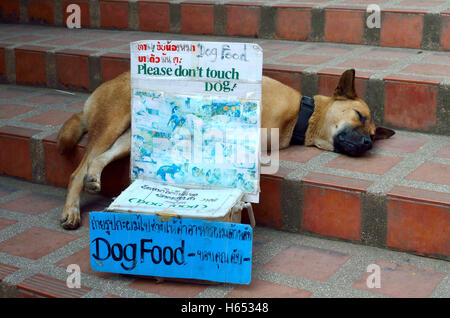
[0,175,448,298]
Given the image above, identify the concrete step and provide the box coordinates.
[1,0,449,51]
[0,82,449,261]
[0,23,449,135]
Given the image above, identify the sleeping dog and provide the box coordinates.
[57,68,394,229]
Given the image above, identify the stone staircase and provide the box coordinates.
[0,0,449,263]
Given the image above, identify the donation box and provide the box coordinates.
[90,40,263,284]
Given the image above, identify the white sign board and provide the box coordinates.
[129,40,263,203]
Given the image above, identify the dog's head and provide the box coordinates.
[306,69,395,157]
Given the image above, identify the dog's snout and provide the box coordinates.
[361,136,372,148]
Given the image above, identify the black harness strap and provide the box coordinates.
[290,96,315,145]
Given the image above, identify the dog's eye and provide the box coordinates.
[354,109,367,125]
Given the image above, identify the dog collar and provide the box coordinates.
[290,96,315,145]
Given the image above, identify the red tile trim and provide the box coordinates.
[18,274,91,298]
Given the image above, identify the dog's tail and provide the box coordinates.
[57,111,87,154]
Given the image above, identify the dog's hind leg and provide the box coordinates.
[60,153,91,229]
[60,122,130,229]
[84,128,131,193]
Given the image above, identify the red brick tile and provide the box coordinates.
[263,63,306,74]
[0,263,19,280]
[401,63,450,77]
[388,185,450,207]
[3,35,46,43]
[38,37,87,46]
[226,5,261,37]
[262,70,301,92]
[263,245,351,281]
[28,0,54,25]
[277,145,323,163]
[406,162,450,186]
[303,44,352,55]
[302,172,373,192]
[436,142,450,159]
[83,40,127,49]
[440,16,450,51]
[421,53,450,65]
[24,94,73,105]
[0,86,31,99]
[275,8,311,41]
[15,49,47,86]
[0,0,20,23]
[181,4,214,35]
[383,73,443,86]
[326,153,403,175]
[0,125,41,180]
[0,184,16,198]
[372,134,428,153]
[398,0,445,8]
[226,278,311,298]
[0,227,79,260]
[253,176,282,228]
[338,58,396,70]
[324,10,364,44]
[387,199,450,257]
[55,53,90,91]
[278,54,334,65]
[0,104,35,119]
[18,274,91,298]
[43,136,85,187]
[364,47,414,59]
[318,74,367,98]
[0,47,5,82]
[353,260,445,297]
[0,193,64,215]
[380,13,423,48]
[23,110,74,126]
[302,186,362,241]
[62,1,90,27]
[384,82,437,130]
[129,278,207,298]
[55,247,113,279]
[100,54,130,82]
[139,2,171,32]
[0,218,17,231]
[100,1,129,29]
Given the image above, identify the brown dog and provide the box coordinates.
[57,69,394,229]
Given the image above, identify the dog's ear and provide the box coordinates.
[373,126,395,140]
[334,69,357,99]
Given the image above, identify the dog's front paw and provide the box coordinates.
[60,207,81,230]
[84,175,101,194]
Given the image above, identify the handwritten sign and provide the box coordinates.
[130,40,263,203]
[90,212,253,284]
[107,179,243,219]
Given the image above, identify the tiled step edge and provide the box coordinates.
[1,0,449,51]
[0,130,448,261]
[0,45,448,135]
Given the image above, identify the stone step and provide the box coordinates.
[0,82,449,260]
[1,0,449,51]
[0,23,449,135]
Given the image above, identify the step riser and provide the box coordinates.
[1,1,449,51]
[0,131,448,261]
[0,47,448,135]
